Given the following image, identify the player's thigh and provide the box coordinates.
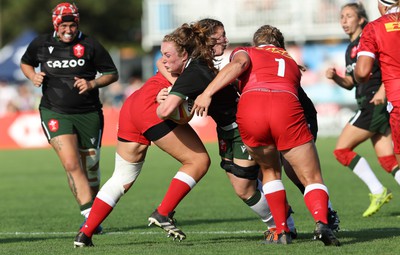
[336,123,373,149]
[154,124,209,165]
[116,140,149,163]
[50,134,81,169]
[281,141,323,184]
[371,130,395,156]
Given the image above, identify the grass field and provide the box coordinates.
[0,137,399,255]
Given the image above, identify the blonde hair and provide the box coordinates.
[253,25,285,49]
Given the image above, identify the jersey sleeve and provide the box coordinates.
[230,47,248,62]
[21,36,41,67]
[357,23,378,58]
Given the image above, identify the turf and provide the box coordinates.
[0,137,399,254]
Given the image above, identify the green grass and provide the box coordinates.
[0,137,399,254]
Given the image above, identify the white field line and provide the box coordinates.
[0,229,350,236]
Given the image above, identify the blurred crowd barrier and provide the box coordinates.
[0,76,217,149]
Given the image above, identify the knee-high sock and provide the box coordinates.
[80,198,113,238]
[263,180,290,233]
[157,172,196,216]
[304,183,329,224]
[244,189,275,228]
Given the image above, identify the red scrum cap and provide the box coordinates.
[52,2,79,31]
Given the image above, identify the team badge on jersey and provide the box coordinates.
[48,119,59,132]
[350,45,358,59]
[219,139,227,152]
[73,44,85,58]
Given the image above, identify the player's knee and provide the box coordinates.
[98,153,144,206]
[333,148,357,166]
[378,155,398,173]
[191,153,210,173]
[231,163,260,180]
[113,153,143,187]
[80,148,101,187]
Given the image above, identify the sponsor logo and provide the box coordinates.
[48,119,59,132]
[90,137,96,145]
[73,44,85,58]
[46,59,85,68]
[48,46,54,54]
[385,22,400,32]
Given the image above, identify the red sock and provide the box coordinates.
[157,178,191,216]
[80,198,113,237]
[304,189,329,224]
[265,189,290,233]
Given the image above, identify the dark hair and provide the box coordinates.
[163,22,218,73]
[253,25,285,49]
[197,18,224,44]
[342,2,369,28]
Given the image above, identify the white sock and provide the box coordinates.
[394,170,400,185]
[353,157,384,194]
[246,189,275,228]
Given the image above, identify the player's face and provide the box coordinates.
[340,6,363,38]
[211,26,228,57]
[57,21,78,43]
[160,41,187,75]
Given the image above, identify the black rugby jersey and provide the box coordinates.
[346,35,382,108]
[169,59,237,127]
[21,32,118,114]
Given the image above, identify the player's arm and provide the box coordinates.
[20,62,46,88]
[325,67,354,90]
[74,73,119,94]
[355,55,374,83]
[192,51,250,116]
[156,93,183,120]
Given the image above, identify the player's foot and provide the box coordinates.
[327,208,340,232]
[74,232,94,248]
[80,219,103,235]
[148,209,186,241]
[263,228,292,244]
[362,187,393,217]
[313,221,340,246]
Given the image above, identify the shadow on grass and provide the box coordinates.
[104,216,259,232]
[0,236,67,244]
[293,227,400,245]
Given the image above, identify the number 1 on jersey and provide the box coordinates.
[275,58,285,77]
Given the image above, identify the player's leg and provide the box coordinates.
[334,123,389,216]
[246,145,291,236]
[51,134,93,209]
[75,141,148,243]
[217,127,276,231]
[282,141,340,246]
[149,124,210,240]
[372,130,400,184]
[40,108,94,221]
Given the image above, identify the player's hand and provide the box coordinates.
[156,88,169,104]
[370,89,386,105]
[325,67,336,79]
[191,93,212,117]
[30,72,46,87]
[74,77,92,94]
